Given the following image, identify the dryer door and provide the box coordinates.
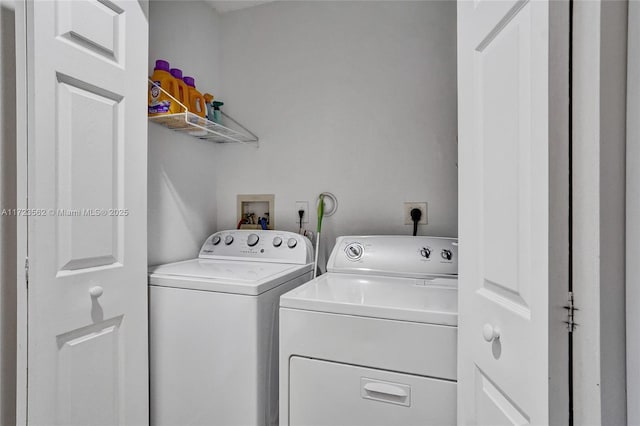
[288,357,456,426]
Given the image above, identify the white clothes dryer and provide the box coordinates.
[149,230,313,426]
[279,235,458,426]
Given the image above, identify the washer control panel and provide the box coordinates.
[329,235,458,277]
[199,230,313,264]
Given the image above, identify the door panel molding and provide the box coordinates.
[474,367,530,425]
[55,0,125,64]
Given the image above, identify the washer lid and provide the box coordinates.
[148,259,312,295]
[280,273,458,326]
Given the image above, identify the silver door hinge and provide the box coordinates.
[564,291,578,332]
[24,257,29,288]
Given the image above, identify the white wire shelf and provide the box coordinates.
[148,80,258,144]
[149,112,258,143]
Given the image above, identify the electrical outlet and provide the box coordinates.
[295,201,309,224]
[404,202,428,225]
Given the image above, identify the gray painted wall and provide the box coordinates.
[216,1,458,267]
[148,0,221,265]
[148,1,458,269]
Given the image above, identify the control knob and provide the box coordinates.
[345,243,364,261]
[441,249,452,260]
[273,237,283,247]
[420,247,431,259]
[224,235,234,245]
[211,235,221,245]
[247,234,259,247]
[287,238,297,249]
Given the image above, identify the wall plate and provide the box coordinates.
[404,202,428,225]
[295,201,309,224]
[237,194,275,229]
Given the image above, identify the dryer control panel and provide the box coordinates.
[328,235,458,278]
[199,230,314,265]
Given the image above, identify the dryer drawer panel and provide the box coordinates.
[289,356,456,426]
[280,308,457,379]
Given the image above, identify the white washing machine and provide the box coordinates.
[279,235,458,426]
[149,230,313,426]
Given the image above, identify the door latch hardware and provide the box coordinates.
[564,291,578,332]
[24,257,29,288]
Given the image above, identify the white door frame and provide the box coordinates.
[0,1,18,424]
[572,0,628,424]
[14,1,28,423]
[627,1,640,424]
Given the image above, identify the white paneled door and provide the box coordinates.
[457,0,569,424]
[16,1,148,424]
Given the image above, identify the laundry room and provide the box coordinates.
[0,0,634,425]
[146,3,458,424]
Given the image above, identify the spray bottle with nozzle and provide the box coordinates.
[211,101,224,124]
[203,95,224,124]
